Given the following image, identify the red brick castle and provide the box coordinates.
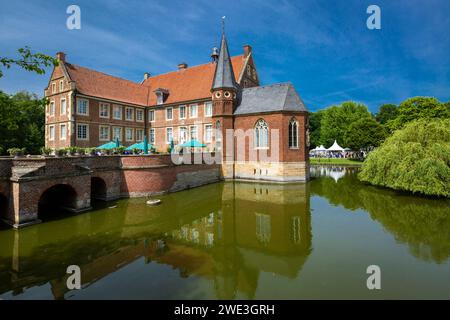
[44,32,310,182]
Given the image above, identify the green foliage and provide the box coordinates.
[319,101,372,147]
[387,97,450,131]
[0,47,58,78]
[66,146,78,155]
[308,110,323,149]
[40,147,52,155]
[359,119,450,197]
[376,104,398,125]
[7,147,26,157]
[0,91,46,155]
[344,117,387,150]
[55,149,67,157]
[113,146,126,154]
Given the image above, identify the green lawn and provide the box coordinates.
[310,158,363,165]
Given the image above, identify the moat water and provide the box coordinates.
[0,166,449,299]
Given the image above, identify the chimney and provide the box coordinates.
[143,72,151,80]
[178,63,188,70]
[56,51,66,62]
[243,45,252,58]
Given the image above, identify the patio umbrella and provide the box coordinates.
[97,141,119,149]
[115,137,120,148]
[179,140,206,148]
[170,139,175,153]
[143,136,149,154]
[125,141,155,151]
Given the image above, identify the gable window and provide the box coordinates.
[204,102,212,117]
[148,110,155,122]
[49,125,55,141]
[166,107,173,121]
[60,124,66,140]
[254,119,269,149]
[179,105,186,119]
[77,123,89,140]
[113,105,122,120]
[136,128,144,141]
[189,104,198,118]
[190,125,198,140]
[247,65,252,76]
[288,118,299,148]
[59,80,64,92]
[125,128,134,141]
[49,101,55,116]
[149,128,155,144]
[51,82,56,94]
[99,126,110,141]
[113,127,122,141]
[99,103,110,118]
[166,127,173,144]
[77,98,89,115]
[204,124,212,142]
[136,109,144,122]
[125,107,134,121]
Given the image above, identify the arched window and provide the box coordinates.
[289,118,299,148]
[254,119,269,149]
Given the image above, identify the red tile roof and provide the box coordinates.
[64,55,246,107]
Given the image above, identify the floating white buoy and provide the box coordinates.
[146,199,161,205]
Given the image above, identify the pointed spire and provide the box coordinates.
[211,28,238,91]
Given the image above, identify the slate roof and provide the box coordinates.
[211,34,239,91]
[234,82,308,115]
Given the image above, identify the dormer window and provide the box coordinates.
[154,88,169,105]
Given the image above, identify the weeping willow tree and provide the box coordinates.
[359,119,450,197]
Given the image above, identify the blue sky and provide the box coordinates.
[0,0,449,112]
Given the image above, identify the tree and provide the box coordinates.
[376,104,398,125]
[0,91,46,155]
[308,110,323,149]
[387,97,450,131]
[344,117,387,150]
[319,101,372,147]
[0,47,58,78]
[359,119,450,197]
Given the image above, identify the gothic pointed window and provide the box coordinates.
[254,119,269,149]
[288,118,299,148]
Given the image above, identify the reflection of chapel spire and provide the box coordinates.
[211,31,238,91]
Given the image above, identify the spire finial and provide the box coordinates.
[221,16,226,34]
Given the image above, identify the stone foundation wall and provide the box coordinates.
[233,161,309,182]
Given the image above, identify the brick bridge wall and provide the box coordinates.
[0,154,220,228]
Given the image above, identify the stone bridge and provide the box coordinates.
[0,154,220,228]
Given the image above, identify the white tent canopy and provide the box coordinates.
[315,145,327,151]
[327,140,345,152]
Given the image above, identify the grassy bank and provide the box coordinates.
[310,158,363,165]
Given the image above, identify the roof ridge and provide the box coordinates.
[66,63,143,86]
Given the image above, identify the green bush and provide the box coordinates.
[359,119,450,197]
[7,147,26,157]
[55,149,67,157]
[40,146,52,155]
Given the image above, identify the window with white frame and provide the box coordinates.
[190,125,198,140]
[179,105,186,119]
[99,126,110,141]
[166,127,173,144]
[77,98,89,115]
[60,124,66,140]
[204,124,212,142]
[136,109,144,122]
[51,82,56,94]
[49,101,55,116]
[113,105,122,120]
[136,128,144,141]
[59,80,64,92]
[189,104,198,118]
[254,119,269,149]
[113,127,122,141]
[149,128,155,144]
[148,110,155,122]
[60,98,67,115]
[125,128,134,141]
[179,127,188,143]
[288,118,299,148]
[204,102,212,117]
[99,103,110,118]
[49,125,55,141]
[166,107,173,120]
[77,123,88,140]
[125,107,134,121]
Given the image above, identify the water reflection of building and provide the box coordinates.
[0,181,312,300]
